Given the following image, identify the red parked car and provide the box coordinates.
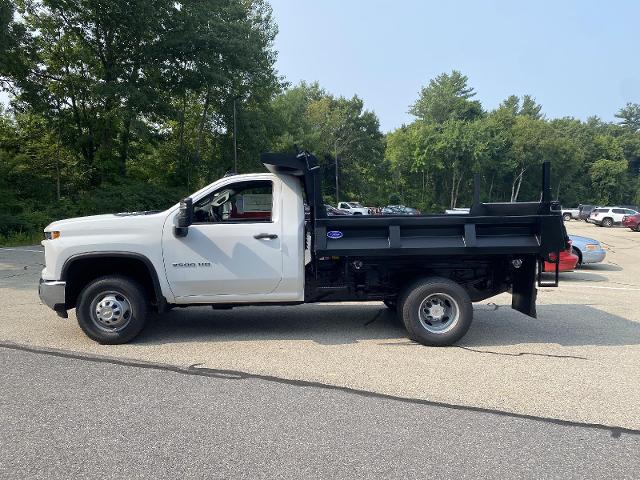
[622,213,640,232]
[543,240,579,272]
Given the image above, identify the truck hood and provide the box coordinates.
[45,210,170,235]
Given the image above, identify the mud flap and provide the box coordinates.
[511,256,537,318]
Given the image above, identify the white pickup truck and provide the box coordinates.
[39,153,566,346]
[337,202,370,215]
[561,208,580,221]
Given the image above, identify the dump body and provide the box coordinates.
[263,152,567,318]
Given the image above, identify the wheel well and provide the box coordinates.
[63,255,162,310]
[572,246,583,264]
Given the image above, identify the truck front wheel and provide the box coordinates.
[76,276,148,344]
[398,277,472,346]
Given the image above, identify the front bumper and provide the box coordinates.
[582,249,606,264]
[38,278,68,317]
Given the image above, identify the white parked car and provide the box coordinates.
[589,207,639,227]
[445,208,470,215]
[337,202,370,215]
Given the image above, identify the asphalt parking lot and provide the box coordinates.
[1,221,640,476]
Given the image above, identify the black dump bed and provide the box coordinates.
[261,152,567,261]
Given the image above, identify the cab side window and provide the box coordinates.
[193,180,273,224]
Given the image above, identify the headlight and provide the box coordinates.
[586,244,599,251]
[44,231,60,240]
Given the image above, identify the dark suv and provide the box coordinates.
[578,204,596,221]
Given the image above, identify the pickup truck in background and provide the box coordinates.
[337,202,370,215]
[39,152,566,347]
[561,208,580,221]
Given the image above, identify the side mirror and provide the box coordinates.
[174,197,193,237]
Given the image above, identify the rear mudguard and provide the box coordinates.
[511,256,537,318]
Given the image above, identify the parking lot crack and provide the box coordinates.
[2,340,632,439]
[364,310,385,326]
[456,345,588,360]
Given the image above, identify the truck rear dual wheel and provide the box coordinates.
[398,277,473,346]
[76,275,148,344]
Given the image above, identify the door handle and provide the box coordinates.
[254,233,278,240]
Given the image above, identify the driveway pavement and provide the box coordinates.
[2,346,639,479]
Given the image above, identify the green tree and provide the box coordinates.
[615,103,640,132]
[498,94,543,119]
[590,159,628,204]
[409,70,483,124]
[5,0,279,186]
[271,82,386,205]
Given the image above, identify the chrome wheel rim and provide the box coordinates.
[91,291,132,332]
[418,293,459,334]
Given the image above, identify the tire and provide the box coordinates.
[602,217,613,228]
[563,213,571,221]
[353,212,362,215]
[76,275,148,344]
[397,277,473,346]
[634,225,640,232]
[383,299,397,311]
[572,247,582,266]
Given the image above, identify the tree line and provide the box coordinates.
[1,0,639,244]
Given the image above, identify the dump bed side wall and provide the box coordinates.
[313,212,566,259]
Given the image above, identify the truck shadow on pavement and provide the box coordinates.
[138,303,640,348]
[578,263,623,272]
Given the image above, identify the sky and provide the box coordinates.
[269,0,640,132]
[3,1,638,132]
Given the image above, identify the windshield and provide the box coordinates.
[348,202,363,208]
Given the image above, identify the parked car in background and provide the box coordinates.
[325,204,351,216]
[561,207,580,221]
[569,235,606,266]
[578,204,596,221]
[589,207,639,227]
[445,208,470,215]
[337,202,370,215]
[382,205,421,215]
[622,213,640,232]
[543,239,579,272]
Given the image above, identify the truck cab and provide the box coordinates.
[163,173,305,302]
[39,152,566,347]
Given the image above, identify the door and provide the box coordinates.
[162,179,283,299]
[612,208,626,222]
